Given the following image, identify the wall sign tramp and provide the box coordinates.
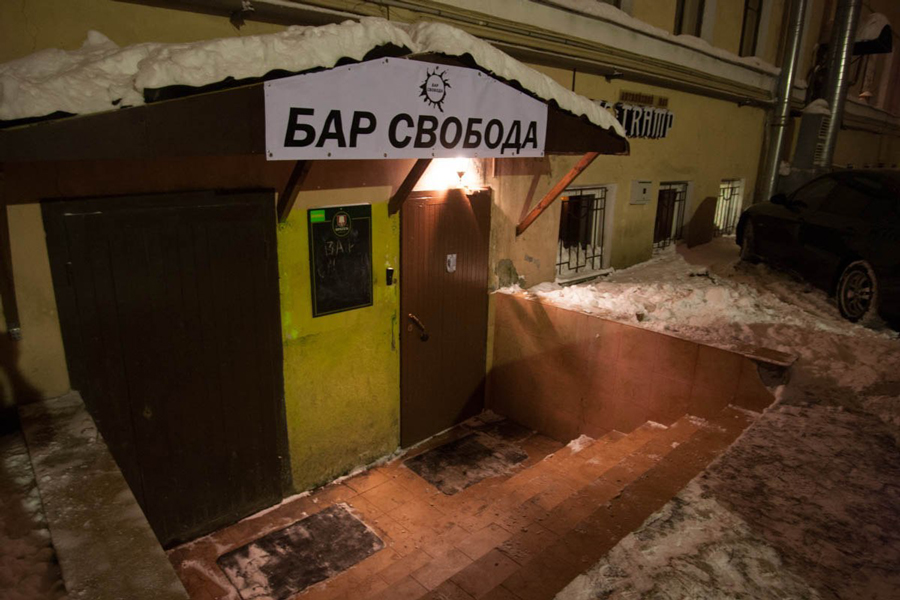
[265,58,549,160]
[598,100,675,139]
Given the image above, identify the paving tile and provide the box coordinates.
[368,575,428,600]
[455,523,513,561]
[345,469,392,494]
[478,585,522,600]
[351,574,391,599]
[410,548,473,591]
[379,549,433,585]
[310,482,358,506]
[451,549,520,598]
[497,521,558,565]
[422,580,477,600]
[422,525,473,558]
[362,479,412,513]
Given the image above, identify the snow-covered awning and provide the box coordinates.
[0,18,629,163]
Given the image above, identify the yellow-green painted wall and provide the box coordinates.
[278,188,400,491]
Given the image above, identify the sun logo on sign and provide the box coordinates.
[419,68,450,112]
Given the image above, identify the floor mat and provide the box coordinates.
[217,503,384,600]
[403,431,528,495]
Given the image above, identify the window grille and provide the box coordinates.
[715,179,743,236]
[556,187,608,279]
[654,182,688,249]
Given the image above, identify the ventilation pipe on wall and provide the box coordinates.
[818,0,863,169]
[758,0,807,203]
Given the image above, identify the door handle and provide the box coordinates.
[408,313,429,341]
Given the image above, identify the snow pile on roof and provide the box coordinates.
[0,30,158,121]
[408,21,626,136]
[802,98,830,115]
[134,18,414,91]
[0,19,412,122]
[542,0,779,75]
[857,12,890,42]
[0,17,626,136]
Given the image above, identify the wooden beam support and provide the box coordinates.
[389,159,432,216]
[277,160,312,223]
[516,152,600,236]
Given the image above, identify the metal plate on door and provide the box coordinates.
[446,254,457,273]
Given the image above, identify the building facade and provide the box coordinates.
[0,0,897,516]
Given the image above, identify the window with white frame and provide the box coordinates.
[556,186,609,280]
[715,179,743,236]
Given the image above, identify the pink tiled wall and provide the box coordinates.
[487,293,776,442]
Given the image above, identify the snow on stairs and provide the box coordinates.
[340,407,754,600]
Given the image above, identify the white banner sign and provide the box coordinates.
[264,58,548,160]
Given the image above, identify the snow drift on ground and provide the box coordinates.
[0,432,66,600]
[0,18,623,136]
[506,238,899,395]
[547,238,900,599]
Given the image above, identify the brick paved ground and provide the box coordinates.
[169,407,753,600]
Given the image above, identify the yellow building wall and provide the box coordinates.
[278,189,400,491]
[1,204,71,403]
[0,0,284,62]
[632,0,679,34]
[713,0,746,56]
[833,128,900,167]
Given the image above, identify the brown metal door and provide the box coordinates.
[43,190,287,547]
[400,189,491,447]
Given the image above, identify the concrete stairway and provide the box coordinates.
[171,406,756,600]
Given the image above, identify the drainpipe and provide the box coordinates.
[818,0,862,169]
[758,0,807,203]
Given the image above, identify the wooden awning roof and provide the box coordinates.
[0,55,629,163]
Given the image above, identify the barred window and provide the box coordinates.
[715,179,743,236]
[557,187,608,280]
[654,182,688,248]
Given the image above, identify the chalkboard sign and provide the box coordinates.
[308,205,373,317]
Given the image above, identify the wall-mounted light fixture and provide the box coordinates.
[414,157,480,191]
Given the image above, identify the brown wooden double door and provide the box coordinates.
[400,189,492,447]
[43,190,287,547]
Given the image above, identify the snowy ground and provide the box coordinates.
[0,430,66,600]
[546,237,900,599]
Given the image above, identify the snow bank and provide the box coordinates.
[565,434,594,453]
[803,98,830,115]
[543,0,779,75]
[505,238,899,393]
[0,17,625,137]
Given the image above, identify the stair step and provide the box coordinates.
[490,407,755,600]
[378,418,703,600]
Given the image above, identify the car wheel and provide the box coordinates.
[836,260,879,323]
[740,220,759,263]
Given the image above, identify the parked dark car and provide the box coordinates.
[736,170,900,325]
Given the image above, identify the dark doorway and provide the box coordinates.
[400,189,491,447]
[43,190,287,547]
